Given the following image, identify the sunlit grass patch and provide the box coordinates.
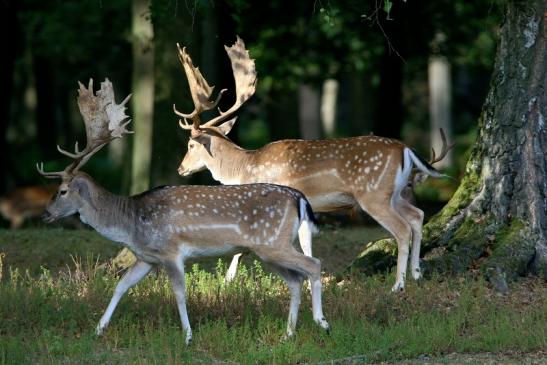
[1,253,545,364]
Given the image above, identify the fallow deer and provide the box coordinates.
[174,37,450,292]
[0,184,58,228]
[38,79,329,344]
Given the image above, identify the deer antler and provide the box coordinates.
[175,36,257,131]
[429,128,455,165]
[174,44,227,130]
[202,37,257,128]
[37,79,132,179]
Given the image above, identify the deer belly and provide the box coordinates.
[180,244,239,260]
[307,192,357,212]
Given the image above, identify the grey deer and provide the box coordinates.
[173,37,449,292]
[37,79,329,345]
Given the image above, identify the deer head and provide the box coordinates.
[37,79,132,222]
[174,36,257,176]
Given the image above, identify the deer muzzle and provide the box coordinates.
[41,210,56,223]
[178,166,190,176]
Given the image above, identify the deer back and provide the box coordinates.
[131,184,306,254]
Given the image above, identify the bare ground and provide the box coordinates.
[319,350,547,365]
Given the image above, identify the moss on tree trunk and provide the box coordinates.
[352,0,547,288]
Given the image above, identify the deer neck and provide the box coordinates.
[206,137,253,185]
[78,182,135,245]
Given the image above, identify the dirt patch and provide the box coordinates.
[379,350,547,365]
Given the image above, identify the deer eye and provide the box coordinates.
[189,144,194,149]
[60,190,68,196]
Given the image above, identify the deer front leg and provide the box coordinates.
[96,260,153,335]
[165,261,192,345]
[225,253,243,282]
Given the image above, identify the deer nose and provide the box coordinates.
[42,210,54,223]
[178,166,187,176]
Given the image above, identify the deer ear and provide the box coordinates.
[71,177,95,209]
[217,117,237,135]
[192,134,213,156]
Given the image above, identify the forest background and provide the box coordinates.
[0,0,501,200]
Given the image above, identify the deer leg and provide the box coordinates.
[297,220,315,293]
[254,247,330,333]
[298,220,313,257]
[96,260,153,335]
[225,253,243,282]
[266,265,304,337]
[164,260,192,345]
[357,195,412,292]
[394,199,425,280]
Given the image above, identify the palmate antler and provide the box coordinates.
[37,79,132,179]
[174,36,257,131]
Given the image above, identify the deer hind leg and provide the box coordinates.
[297,219,315,293]
[393,199,425,280]
[265,265,304,337]
[357,194,412,292]
[96,260,153,335]
[298,220,313,257]
[254,246,330,334]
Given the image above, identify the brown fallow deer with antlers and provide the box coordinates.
[174,37,452,292]
[37,79,329,345]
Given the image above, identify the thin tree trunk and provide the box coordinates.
[115,0,155,268]
[428,55,453,168]
[353,0,546,288]
[130,0,154,195]
[298,84,321,139]
[321,79,339,137]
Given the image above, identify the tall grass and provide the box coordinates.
[1,255,545,364]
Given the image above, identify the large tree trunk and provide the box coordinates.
[130,0,154,195]
[353,0,546,289]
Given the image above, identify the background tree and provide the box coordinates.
[130,0,155,195]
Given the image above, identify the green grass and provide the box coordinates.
[0,229,118,276]
[0,228,546,364]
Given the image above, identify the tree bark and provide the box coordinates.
[130,0,155,195]
[352,0,547,288]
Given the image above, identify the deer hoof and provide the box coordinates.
[391,282,405,293]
